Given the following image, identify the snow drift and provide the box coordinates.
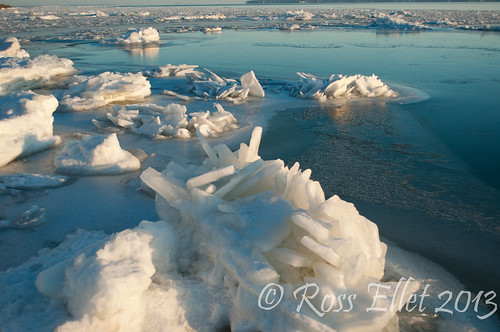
[0,91,60,167]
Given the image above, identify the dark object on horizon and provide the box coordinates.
[246,0,496,3]
[0,4,12,9]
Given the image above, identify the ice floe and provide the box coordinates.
[292,72,398,101]
[94,102,238,139]
[60,72,151,111]
[0,54,76,97]
[54,133,140,175]
[0,91,60,167]
[0,205,46,230]
[0,173,72,190]
[150,64,202,78]
[0,37,29,58]
[117,27,160,44]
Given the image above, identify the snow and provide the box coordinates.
[60,72,151,111]
[54,133,141,175]
[94,102,238,139]
[293,72,398,101]
[0,91,60,167]
[0,37,29,58]
[117,27,160,44]
[0,54,76,97]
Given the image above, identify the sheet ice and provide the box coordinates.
[0,37,29,58]
[293,73,398,101]
[162,68,265,104]
[54,133,140,175]
[6,127,417,331]
[94,102,238,139]
[0,91,60,167]
[0,54,76,97]
[60,72,151,111]
[117,27,160,44]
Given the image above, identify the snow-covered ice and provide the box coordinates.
[60,72,151,111]
[54,133,141,175]
[117,27,160,44]
[0,54,76,97]
[0,37,29,58]
[0,91,60,167]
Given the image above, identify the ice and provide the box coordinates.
[95,102,238,139]
[117,27,160,44]
[0,91,60,167]
[60,72,151,111]
[293,72,398,101]
[0,173,72,189]
[372,12,429,30]
[150,64,201,78]
[54,133,141,175]
[285,9,314,21]
[0,205,46,230]
[0,55,76,97]
[163,68,265,104]
[0,37,29,58]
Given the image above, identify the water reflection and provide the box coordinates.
[122,44,160,60]
[375,30,422,38]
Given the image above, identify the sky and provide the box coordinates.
[15,0,245,6]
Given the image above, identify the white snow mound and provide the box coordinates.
[0,37,29,58]
[60,72,151,111]
[54,133,140,175]
[117,27,160,44]
[0,91,60,167]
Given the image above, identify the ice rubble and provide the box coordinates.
[0,37,29,58]
[54,133,140,175]
[26,126,419,331]
[0,91,60,167]
[162,68,265,104]
[293,72,398,102]
[117,27,160,44]
[95,102,238,139]
[0,54,76,97]
[151,64,202,78]
[60,72,151,111]
[285,9,314,21]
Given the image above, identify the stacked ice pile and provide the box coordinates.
[162,69,265,104]
[293,72,399,101]
[285,9,314,21]
[60,72,151,111]
[0,91,60,167]
[151,64,202,78]
[29,127,418,331]
[95,102,238,139]
[117,27,160,44]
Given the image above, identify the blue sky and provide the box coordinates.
[16,0,245,5]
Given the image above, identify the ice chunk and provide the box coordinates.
[240,71,265,98]
[0,37,29,58]
[151,64,201,78]
[54,133,140,175]
[0,91,60,167]
[186,164,235,190]
[60,72,151,111]
[117,27,160,44]
[1,205,46,229]
[293,73,398,101]
[0,55,76,97]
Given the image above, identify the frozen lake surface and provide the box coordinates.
[1,4,499,332]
